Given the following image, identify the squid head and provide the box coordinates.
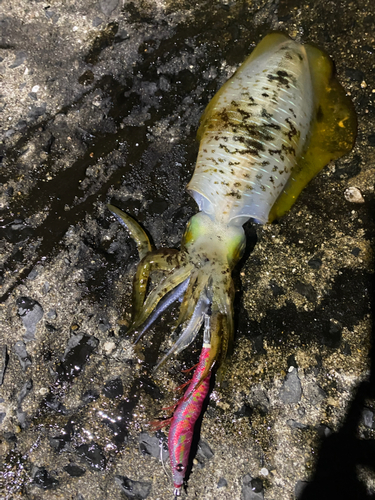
[108,205,246,381]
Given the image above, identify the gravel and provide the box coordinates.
[1,0,374,499]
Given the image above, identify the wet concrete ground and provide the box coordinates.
[1,0,375,499]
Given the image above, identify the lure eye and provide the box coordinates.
[175,463,184,472]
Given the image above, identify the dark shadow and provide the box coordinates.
[232,220,258,354]
[300,242,375,500]
[300,381,375,500]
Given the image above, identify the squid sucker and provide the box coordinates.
[108,33,356,490]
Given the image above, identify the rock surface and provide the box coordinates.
[1,0,375,499]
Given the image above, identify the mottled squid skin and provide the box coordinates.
[189,34,314,226]
[168,346,211,496]
[108,31,356,494]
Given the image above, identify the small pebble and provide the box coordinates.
[17,296,44,341]
[17,379,33,405]
[344,187,364,203]
[316,424,333,438]
[305,381,326,405]
[82,389,99,404]
[362,408,374,428]
[92,16,104,27]
[9,51,27,68]
[295,281,317,302]
[307,257,322,270]
[295,480,309,499]
[17,410,28,428]
[102,378,123,399]
[31,466,59,489]
[287,419,307,429]
[279,367,302,404]
[76,441,106,470]
[12,341,32,371]
[115,475,152,499]
[46,309,57,320]
[100,0,119,16]
[103,341,116,354]
[197,439,214,460]
[27,102,47,120]
[57,333,99,382]
[0,345,8,385]
[217,477,228,488]
[27,267,40,280]
[242,473,264,500]
[139,432,168,461]
[63,464,86,477]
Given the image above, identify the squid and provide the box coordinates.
[109,31,356,496]
[109,32,355,383]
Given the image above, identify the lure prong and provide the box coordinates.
[173,486,181,498]
[202,310,211,346]
[200,310,222,382]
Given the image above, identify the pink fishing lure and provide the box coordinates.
[168,346,211,497]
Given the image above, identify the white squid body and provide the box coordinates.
[110,32,356,379]
[189,34,314,226]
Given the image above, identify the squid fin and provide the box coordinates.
[268,43,357,221]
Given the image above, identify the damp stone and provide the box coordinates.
[16,296,44,341]
[115,475,152,499]
[242,473,264,500]
[279,367,302,404]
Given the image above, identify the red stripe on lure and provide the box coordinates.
[168,345,211,497]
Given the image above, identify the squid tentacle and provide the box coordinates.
[174,272,209,332]
[155,284,211,370]
[174,271,198,328]
[131,248,180,323]
[216,279,235,370]
[133,278,190,344]
[107,204,152,259]
[131,262,195,335]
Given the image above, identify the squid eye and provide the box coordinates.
[175,463,184,472]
